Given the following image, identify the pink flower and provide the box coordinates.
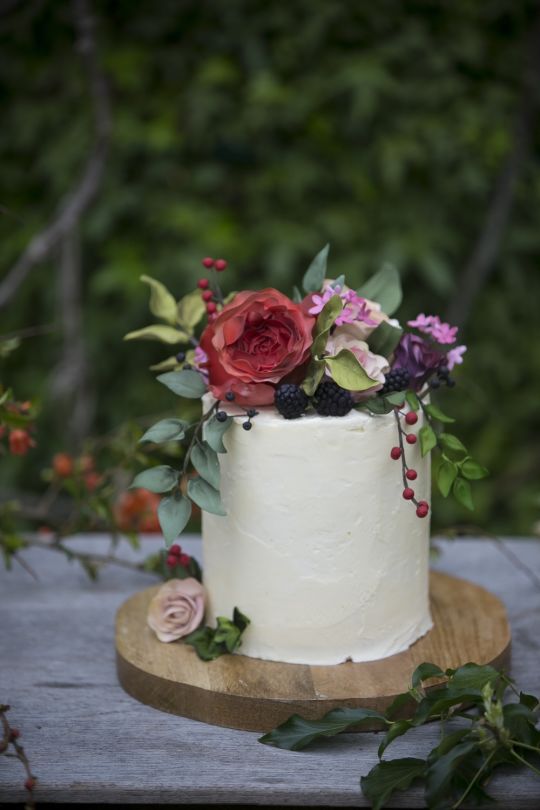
[193,345,209,382]
[408,313,458,345]
[147,578,206,642]
[325,326,389,393]
[307,289,335,315]
[447,344,467,370]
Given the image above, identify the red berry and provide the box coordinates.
[405,412,418,425]
[202,290,214,302]
[166,555,177,568]
[169,544,181,556]
[179,553,191,566]
[214,258,228,271]
[206,302,217,314]
[9,728,20,741]
[406,434,417,444]
[197,278,209,289]
[24,777,35,791]
[202,257,214,268]
[418,500,429,508]
[390,447,402,460]
[416,504,429,518]
[406,469,417,480]
[403,487,415,500]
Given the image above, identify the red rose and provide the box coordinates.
[199,288,315,406]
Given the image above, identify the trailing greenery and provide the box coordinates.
[259,661,540,809]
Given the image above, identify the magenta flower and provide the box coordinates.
[308,289,335,315]
[447,344,467,370]
[407,313,458,345]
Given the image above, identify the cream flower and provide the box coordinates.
[325,326,389,392]
[147,577,205,642]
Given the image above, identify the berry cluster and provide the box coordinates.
[390,409,430,519]
[274,381,354,419]
[197,257,228,320]
[216,392,258,430]
[430,365,456,390]
[379,368,410,396]
[274,384,309,419]
[166,543,191,570]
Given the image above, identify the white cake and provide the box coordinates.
[202,403,433,665]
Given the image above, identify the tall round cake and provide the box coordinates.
[202,403,432,665]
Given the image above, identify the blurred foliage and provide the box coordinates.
[1,0,539,534]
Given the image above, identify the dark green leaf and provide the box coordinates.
[302,243,330,293]
[425,741,479,806]
[439,432,467,455]
[452,477,474,510]
[357,263,402,315]
[412,662,445,689]
[447,663,501,692]
[311,294,343,356]
[519,692,539,711]
[157,369,207,399]
[378,720,414,758]
[259,707,386,751]
[139,418,189,444]
[184,606,250,660]
[205,414,232,453]
[302,359,325,396]
[425,404,455,423]
[368,321,403,358]
[385,691,417,720]
[503,703,540,746]
[363,397,395,415]
[191,441,220,489]
[437,459,458,498]
[131,465,179,493]
[157,492,192,545]
[461,458,489,480]
[183,626,223,661]
[187,476,226,516]
[360,758,426,810]
[419,424,437,456]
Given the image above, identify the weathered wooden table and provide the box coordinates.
[1,536,539,807]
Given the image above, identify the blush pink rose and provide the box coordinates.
[199,289,315,406]
[147,578,205,642]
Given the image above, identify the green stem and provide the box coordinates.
[511,748,540,776]
[452,749,495,810]
[510,740,540,755]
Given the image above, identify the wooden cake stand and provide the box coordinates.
[116,571,510,732]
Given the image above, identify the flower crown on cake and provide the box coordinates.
[126,245,487,545]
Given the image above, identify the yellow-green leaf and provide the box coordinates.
[325,349,377,392]
[140,274,177,325]
[149,356,180,372]
[177,289,206,334]
[124,325,191,345]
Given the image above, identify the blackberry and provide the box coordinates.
[312,380,354,417]
[379,368,410,396]
[275,383,309,419]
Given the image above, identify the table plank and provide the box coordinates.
[1,535,539,807]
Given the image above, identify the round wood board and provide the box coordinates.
[116,571,511,732]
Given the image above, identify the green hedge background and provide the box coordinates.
[1,0,539,534]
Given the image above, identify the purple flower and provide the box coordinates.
[447,344,467,370]
[407,313,458,345]
[393,334,445,390]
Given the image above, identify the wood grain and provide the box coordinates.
[116,570,511,731]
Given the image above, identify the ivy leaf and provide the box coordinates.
[461,458,489,480]
[177,289,206,335]
[419,424,437,456]
[412,662,445,689]
[357,263,402,315]
[140,274,178,325]
[157,492,192,546]
[425,404,455,423]
[368,321,403,358]
[191,441,220,489]
[157,369,207,398]
[259,707,386,751]
[124,324,191,344]
[437,460,458,498]
[425,741,479,807]
[360,758,426,810]
[187,476,226,516]
[439,433,467,455]
[302,243,330,293]
[139,418,189,444]
[130,465,179,493]
[325,349,378,391]
[452,476,474,510]
[205,414,232,453]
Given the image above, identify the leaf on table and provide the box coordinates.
[259,707,386,751]
[360,758,426,810]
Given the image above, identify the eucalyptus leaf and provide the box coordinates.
[385,391,405,406]
[205,414,233,453]
[461,458,489,480]
[124,324,191,344]
[139,418,189,444]
[191,441,220,489]
[360,758,426,810]
[130,465,179,493]
[157,369,207,398]
[437,459,458,498]
[177,288,206,334]
[157,493,192,545]
[368,321,403,358]
[419,424,437,456]
[259,707,386,751]
[325,349,377,391]
[149,356,181,372]
[452,476,474,510]
[357,263,402,315]
[302,243,330,293]
[425,403,455,424]
[140,274,178,325]
[187,476,226,516]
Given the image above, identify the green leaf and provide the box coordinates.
[124,324,191,344]
[368,321,403,358]
[139,418,189,444]
[311,294,343,357]
[452,476,474,510]
[363,397,395,415]
[384,691,416,720]
[140,274,178,325]
[187,476,226,516]
[385,391,405,406]
[205,414,233,453]
[157,493,192,546]
[357,263,402,315]
[157,369,207,399]
[325,349,377,391]
[184,607,250,660]
[461,458,489,480]
[292,285,303,303]
[183,626,223,661]
[149,356,181,372]
[425,404,455,424]
[437,460,458,498]
[439,432,467,455]
[425,741,479,807]
[405,391,420,411]
[259,707,386,751]
[302,243,330,293]
[130,465,179,493]
[232,607,250,633]
[412,662,445,689]
[176,289,206,334]
[447,663,500,692]
[377,720,414,758]
[419,424,437,456]
[191,441,220,489]
[360,758,426,810]
[302,359,325,396]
